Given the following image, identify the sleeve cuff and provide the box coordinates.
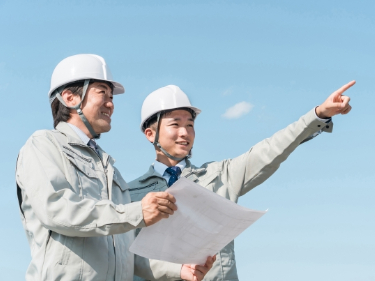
[306,107,333,133]
[314,106,332,123]
[167,263,183,280]
[119,201,145,228]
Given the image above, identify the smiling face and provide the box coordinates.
[145,109,195,166]
[81,82,114,135]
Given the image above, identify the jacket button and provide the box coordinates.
[317,125,321,127]
[326,125,329,129]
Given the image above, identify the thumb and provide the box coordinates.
[331,102,345,109]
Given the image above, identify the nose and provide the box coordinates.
[178,126,188,137]
[105,97,114,111]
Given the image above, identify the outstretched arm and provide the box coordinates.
[225,81,354,197]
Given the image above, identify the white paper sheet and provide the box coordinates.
[129,177,267,265]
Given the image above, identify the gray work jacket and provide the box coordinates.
[16,122,181,281]
[129,108,333,281]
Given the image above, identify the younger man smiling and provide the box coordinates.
[129,82,354,281]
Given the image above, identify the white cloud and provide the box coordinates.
[222,101,254,119]
[222,88,233,96]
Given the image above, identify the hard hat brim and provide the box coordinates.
[48,78,125,98]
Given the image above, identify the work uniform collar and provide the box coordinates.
[67,123,90,144]
[56,122,87,145]
[138,166,163,182]
[138,159,206,183]
[153,159,186,178]
[181,159,206,177]
[56,122,114,164]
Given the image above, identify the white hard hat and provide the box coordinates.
[48,54,125,100]
[140,85,201,131]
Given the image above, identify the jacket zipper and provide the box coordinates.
[87,147,116,266]
[69,143,116,271]
[87,147,110,198]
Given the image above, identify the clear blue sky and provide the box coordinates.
[1,1,374,280]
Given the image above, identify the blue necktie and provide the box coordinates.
[88,139,100,155]
[165,166,182,187]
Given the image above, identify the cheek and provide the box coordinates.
[159,128,177,144]
[84,99,100,113]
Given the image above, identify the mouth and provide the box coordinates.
[101,111,111,119]
[175,141,189,146]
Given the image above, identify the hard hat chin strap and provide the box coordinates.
[54,79,100,139]
[153,112,191,162]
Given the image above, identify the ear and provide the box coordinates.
[61,89,82,107]
[144,128,156,143]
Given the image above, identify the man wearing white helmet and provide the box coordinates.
[129,82,354,281]
[16,55,214,281]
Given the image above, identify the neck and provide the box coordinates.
[155,151,184,167]
[67,115,93,139]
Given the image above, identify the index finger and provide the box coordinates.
[155,192,176,203]
[333,80,356,98]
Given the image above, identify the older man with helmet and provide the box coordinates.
[129,82,354,281]
[16,55,214,281]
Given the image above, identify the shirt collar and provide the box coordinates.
[153,159,186,177]
[67,123,91,144]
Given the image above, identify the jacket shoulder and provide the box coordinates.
[29,128,54,138]
[22,129,57,146]
[19,129,68,161]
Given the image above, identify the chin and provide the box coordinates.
[174,150,190,158]
[96,124,111,133]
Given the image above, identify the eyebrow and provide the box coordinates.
[97,84,109,91]
[169,117,194,122]
[96,83,113,95]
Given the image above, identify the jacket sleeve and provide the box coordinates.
[225,108,333,197]
[134,255,182,281]
[16,131,145,237]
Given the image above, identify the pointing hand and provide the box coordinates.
[315,80,355,118]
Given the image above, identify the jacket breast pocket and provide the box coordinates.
[64,152,102,200]
[129,181,166,202]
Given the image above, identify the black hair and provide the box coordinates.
[142,107,196,132]
[51,79,114,128]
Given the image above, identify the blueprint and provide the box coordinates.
[129,177,267,265]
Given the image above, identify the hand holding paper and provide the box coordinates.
[130,177,267,265]
[181,255,216,281]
